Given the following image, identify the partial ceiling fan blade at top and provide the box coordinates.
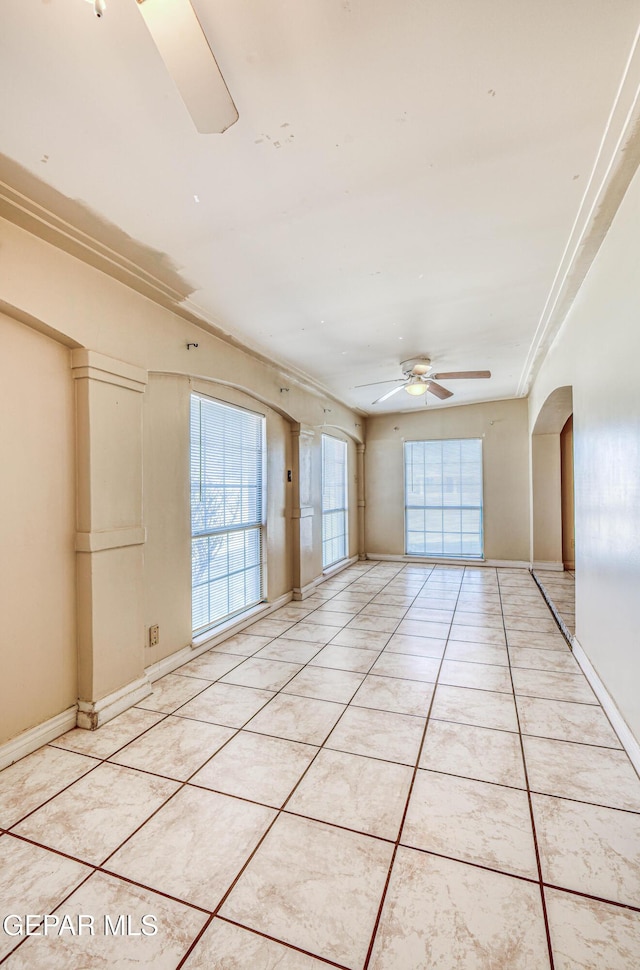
[432,370,491,380]
[354,379,405,389]
[372,384,406,404]
[136,0,239,134]
[427,381,454,400]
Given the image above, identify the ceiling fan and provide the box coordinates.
[86,0,238,134]
[357,358,491,405]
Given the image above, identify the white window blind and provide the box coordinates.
[190,394,265,634]
[405,438,483,559]
[322,434,348,568]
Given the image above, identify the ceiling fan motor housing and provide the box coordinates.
[401,357,432,378]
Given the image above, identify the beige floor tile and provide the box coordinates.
[302,609,351,627]
[384,633,446,658]
[313,600,358,615]
[439,659,513,693]
[505,615,560,635]
[516,695,622,748]
[371,593,415,606]
[0,746,99,828]
[352,673,434,716]
[415,585,459,599]
[455,596,502,615]
[370,651,440,682]
[219,656,303,691]
[533,794,640,907]
[107,786,275,910]
[175,650,245,681]
[183,918,329,970]
[507,629,567,650]
[449,623,507,645]
[176,682,275,728]
[545,887,640,969]
[245,617,296,637]
[363,603,412,619]
[452,610,505,629]
[509,645,576,673]
[347,614,400,634]
[512,667,595,704]
[270,605,314,622]
[308,643,380,673]
[405,606,454,622]
[247,693,346,744]
[287,748,413,840]
[0,835,91,959]
[215,632,274,656]
[331,627,392,650]
[419,719,526,788]
[109,716,235,781]
[13,763,178,865]
[523,735,640,810]
[50,708,163,760]
[395,618,452,639]
[444,639,509,665]
[190,730,317,807]
[254,637,323,663]
[3,871,207,970]
[326,705,425,765]
[137,673,211,714]
[368,847,549,969]
[431,684,519,732]
[279,623,334,645]
[282,665,365,703]
[220,814,393,969]
[402,770,537,879]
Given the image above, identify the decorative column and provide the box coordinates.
[290,423,320,599]
[356,442,366,560]
[72,350,151,728]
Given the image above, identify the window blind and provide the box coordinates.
[190,394,265,634]
[404,438,483,558]
[322,434,348,568]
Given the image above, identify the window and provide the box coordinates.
[322,434,348,568]
[404,438,483,559]
[190,394,265,634]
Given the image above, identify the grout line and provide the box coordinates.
[496,570,556,970]
[360,566,464,969]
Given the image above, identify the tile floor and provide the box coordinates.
[532,569,576,638]
[1,562,639,968]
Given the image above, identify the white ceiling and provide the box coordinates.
[2,0,639,413]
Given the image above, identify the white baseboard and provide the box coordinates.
[532,561,565,572]
[0,706,78,771]
[77,676,152,730]
[365,554,530,569]
[572,636,640,776]
[148,592,293,682]
[293,556,359,600]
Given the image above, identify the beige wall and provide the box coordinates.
[0,216,363,743]
[529,163,640,744]
[0,313,76,744]
[365,398,530,562]
[561,416,575,568]
[531,434,563,565]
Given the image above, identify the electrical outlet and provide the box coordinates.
[149,625,159,648]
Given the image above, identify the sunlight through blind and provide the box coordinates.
[191,394,265,634]
[405,438,483,558]
[322,434,348,568]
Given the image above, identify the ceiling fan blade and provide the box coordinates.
[136,0,239,134]
[373,384,406,404]
[427,381,454,400]
[432,370,491,380]
[355,379,404,389]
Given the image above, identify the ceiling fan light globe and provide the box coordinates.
[405,381,427,396]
